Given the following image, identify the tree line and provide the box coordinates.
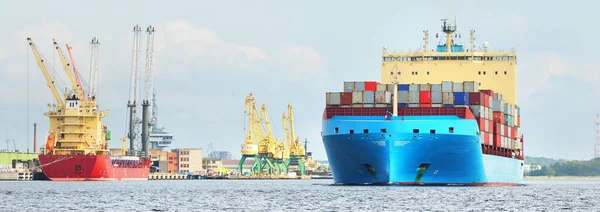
[525,157,600,176]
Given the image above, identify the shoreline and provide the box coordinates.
[524,176,600,181]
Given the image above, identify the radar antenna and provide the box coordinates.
[441,18,457,52]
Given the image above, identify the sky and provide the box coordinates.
[0,0,599,161]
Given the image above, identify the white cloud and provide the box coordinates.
[270,45,327,80]
[150,20,326,79]
[154,20,270,74]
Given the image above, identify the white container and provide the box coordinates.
[431,84,442,92]
[431,104,442,107]
[408,103,420,107]
[508,127,512,139]
[352,91,363,104]
[463,81,479,92]
[344,82,355,92]
[375,91,392,104]
[326,92,341,105]
[398,91,409,103]
[409,91,420,104]
[488,133,493,145]
[442,81,453,92]
[354,82,365,92]
[419,84,431,91]
[431,91,442,104]
[442,92,454,104]
[409,84,419,91]
[452,82,463,92]
[376,84,387,91]
[363,91,375,104]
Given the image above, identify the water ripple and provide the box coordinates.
[0,180,599,211]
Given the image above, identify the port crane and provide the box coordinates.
[141,25,156,158]
[259,104,288,175]
[127,25,143,157]
[282,102,305,175]
[87,37,100,100]
[126,25,156,158]
[238,93,260,174]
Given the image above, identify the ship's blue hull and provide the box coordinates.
[322,115,524,185]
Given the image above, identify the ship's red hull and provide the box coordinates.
[38,154,151,181]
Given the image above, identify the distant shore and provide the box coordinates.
[524,176,600,181]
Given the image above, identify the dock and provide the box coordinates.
[0,169,34,181]
[148,173,189,180]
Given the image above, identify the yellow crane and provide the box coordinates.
[53,39,84,100]
[26,38,65,108]
[238,93,260,175]
[260,104,289,175]
[283,101,306,175]
[256,103,278,175]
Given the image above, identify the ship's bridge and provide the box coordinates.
[436,44,464,52]
[380,19,519,105]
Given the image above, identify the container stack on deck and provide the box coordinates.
[325,81,523,160]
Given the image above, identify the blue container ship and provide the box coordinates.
[321,19,524,185]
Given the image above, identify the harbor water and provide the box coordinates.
[1,180,599,211]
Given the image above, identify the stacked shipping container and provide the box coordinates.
[326,80,523,159]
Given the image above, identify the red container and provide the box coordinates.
[340,92,353,105]
[493,112,505,123]
[419,91,432,103]
[511,126,516,139]
[485,132,490,145]
[488,120,493,132]
[476,118,485,132]
[420,103,431,107]
[480,89,494,98]
[516,116,520,127]
[483,94,490,107]
[493,134,501,147]
[504,125,508,137]
[365,81,378,91]
[493,123,501,134]
[469,92,484,105]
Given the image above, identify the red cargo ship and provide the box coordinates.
[27,37,151,181]
[39,155,151,181]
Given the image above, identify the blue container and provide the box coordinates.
[453,92,469,105]
[398,84,410,91]
[517,106,520,116]
[442,104,454,108]
[398,103,409,108]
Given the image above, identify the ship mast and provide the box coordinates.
[441,18,456,52]
[390,64,399,117]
